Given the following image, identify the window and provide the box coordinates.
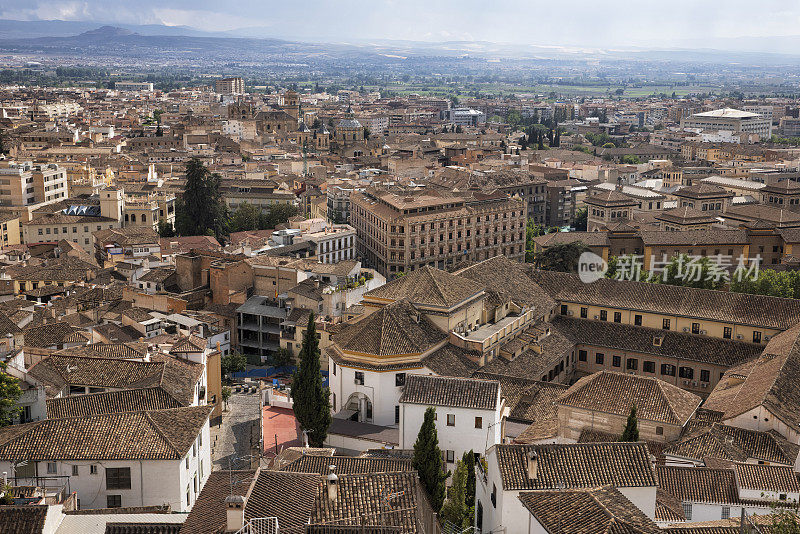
[753,331,762,343]
[475,416,483,429]
[447,414,455,426]
[721,506,730,520]
[626,358,638,371]
[634,314,642,326]
[491,484,497,507]
[656,426,664,436]
[354,371,364,385]
[662,318,671,330]
[46,462,57,474]
[580,307,588,319]
[107,495,122,508]
[595,353,604,365]
[643,361,655,373]
[395,373,406,387]
[679,367,694,380]
[700,370,710,382]
[106,467,132,490]
[599,310,607,321]
[692,322,700,335]
[72,465,79,476]
[90,465,98,475]
[612,355,621,368]
[613,312,621,323]
[682,502,692,521]
[560,304,568,315]
[331,362,336,375]
[395,406,400,424]
[578,350,588,362]
[661,364,676,376]
[446,450,455,463]
[723,327,732,339]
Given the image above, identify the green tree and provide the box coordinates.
[620,405,639,442]
[412,407,448,511]
[291,313,331,447]
[535,242,590,272]
[174,158,227,238]
[157,219,174,238]
[462,450,476,519]
[573,207,588,231]
[258,203,299,230]
[620,155,641,165]
[221,386,232,410]
[229,202,261,233]
[525,219,546,263]
[271,347,294,368]
[221,352,247,377]
[0,362,21,427]
[653,254,727,290]
[769,507,800,533]
[440,458,470,529]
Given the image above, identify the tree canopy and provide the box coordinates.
[290,314,331,447]
[174,158,227,239]
[0,362,21,427]
[620,406,639,442]
[412,407,448,512]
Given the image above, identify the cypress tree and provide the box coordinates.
[291,313,331,447]
[620,405,639,442]
[462,450,476,515]
[412,407,447,511]
[440,458,470,529]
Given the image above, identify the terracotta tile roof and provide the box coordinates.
[364,265,482,309]
[179,470,256,534]
[495,442,657,491]
[244,470,319,534]
[169,334,206,354]
[402,374,500,411]
[639,229,749,246]
[0,405,213,461]
[138,267,176,284]
[55,342,149,360]
[655,487,686,523]
[22,322,81,348]
[0,505,48,534]
[46,387,183,418]
[332,299,447,358]
[478,326,574,380]
[734,463,799,493]
[282,455,412,475]
[310,471,420,534]
[703,323,800,429]
[656,466,739,505]
[28,355,165,396]
[664,423,800,466]
[421,344,479,377]
[518,485,661,533]
[531,270,800,330]
[552,315,762,367]
[454,255,556,315]
[557,371,702,426]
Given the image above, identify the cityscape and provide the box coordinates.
[2,2,800,533]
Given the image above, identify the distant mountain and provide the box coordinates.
[0,19,220,40]
[78,25,135,39]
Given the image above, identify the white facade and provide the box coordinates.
[399,397,502,471]
[0,421,211,512]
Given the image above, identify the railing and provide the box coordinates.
[235,517,279,534]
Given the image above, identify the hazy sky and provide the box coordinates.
[3,0,800,48]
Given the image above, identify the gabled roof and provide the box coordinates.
[363,265,482,309]
[531,270,800,330]
[495,442,657,491]
[46,387,183,418]
[333,299,447,358]
[180,470,257,534]
[28,355,165,395]
[734,463,799,494]
[454,255,555,314]
[282,454,412,474]
[557,371,701,426]
[664,423,800,466]
[656,465,739,505]
[0,405,213,461]
[169,334,206,354]
[399,374,500,410]
[703,322,800,429]
[518,486,661,534]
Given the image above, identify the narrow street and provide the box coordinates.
[211,391,262,471]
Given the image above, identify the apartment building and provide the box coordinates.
[115,81,155,92]
[350,186,526,278]
[215,77,244,95]
[0,161,69,207]
[681,108,772,138]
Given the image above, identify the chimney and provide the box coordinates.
[225,494,246,532]
[526,450,539,481]
[327,465,339,502]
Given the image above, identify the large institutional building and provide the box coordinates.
[681,107,773,137]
